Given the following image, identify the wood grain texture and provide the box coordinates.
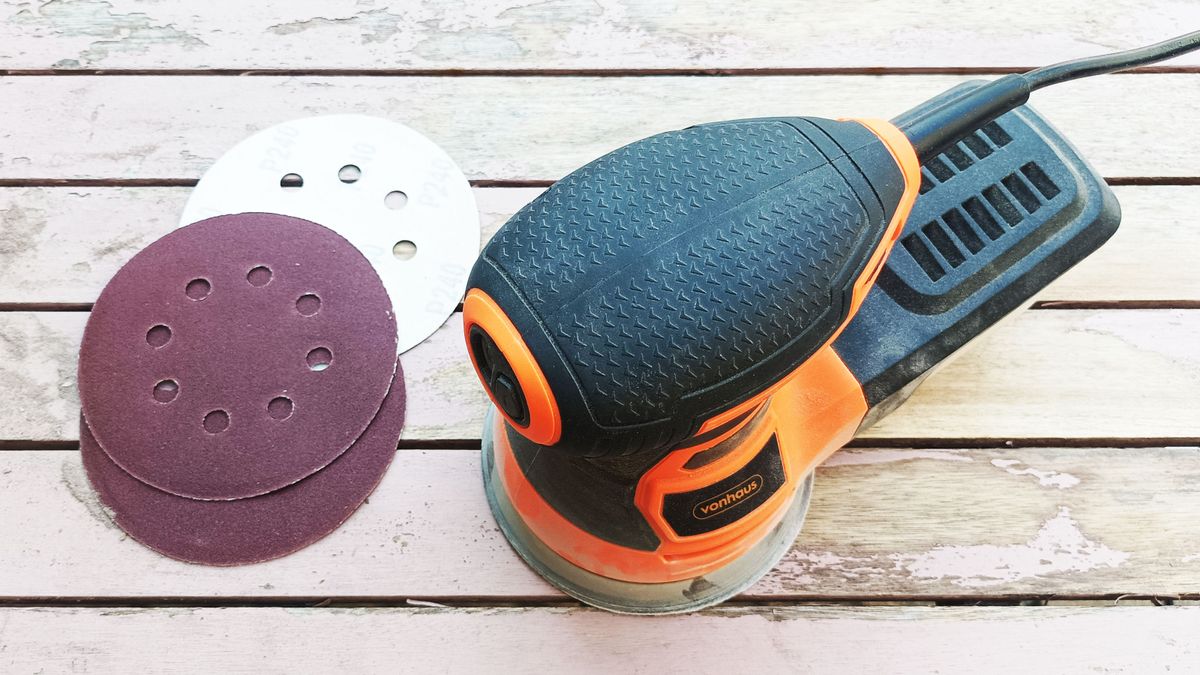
[2,309,1197,442]
[0,186,530,304]
[1,75,1199,181]
[2,606,1199,674]
[2,0,1199,71]
[0,185,1195,304]
[4,445,1200,600]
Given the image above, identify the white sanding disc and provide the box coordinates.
[180,115,479,354]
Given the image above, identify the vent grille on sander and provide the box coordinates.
[833,80,1120,412]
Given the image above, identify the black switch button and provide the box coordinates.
[468,325,531,427]
[490,372,526,422]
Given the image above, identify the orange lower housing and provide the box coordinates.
[491,344,869,584]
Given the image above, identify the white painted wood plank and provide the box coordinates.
[1,310,1196,442]
[3,0,1199,70]
[4,446,1200,599]
[859,309,1200,439]
[0,186,533,303]
[0,185,1194,304]
[1,606,1198,674]
[1,75,1198,180]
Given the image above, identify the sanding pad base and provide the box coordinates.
[481,409,813,615]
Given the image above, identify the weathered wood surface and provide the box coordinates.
[3,0,1198,71]
[4,446,1200,599]
[3,606,1198,673]
[2,1,1199,662]
[2,309,1197,443]
[0,186,530,304]
[1,185,1197,304]
[2,75,1200,180]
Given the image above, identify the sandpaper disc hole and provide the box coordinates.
[203,410,230,434]
[280,173,304,188]
[392,240,417,261]
[306,347,333,372]
[185,278,212,301]
[384,190,408,210]
[338,165,362,184]
[247,265,273,287]
[296,293,321,316]
[145,324,172,348]
[152,379,179,403]
[268,396,295,421]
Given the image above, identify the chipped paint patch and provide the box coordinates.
[823,448,972,467]
[991,458,1081,489]
[898,507,1128,587]
[11,0,207,66]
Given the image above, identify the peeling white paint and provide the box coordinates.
[898,507,1128,587]
[823,449,972,467]
[990,458,1081,489]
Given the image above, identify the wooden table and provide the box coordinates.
[2,2,1199,672]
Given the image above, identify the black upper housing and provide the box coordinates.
[469,117,906,456]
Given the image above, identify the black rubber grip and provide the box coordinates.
[469,116,906,456]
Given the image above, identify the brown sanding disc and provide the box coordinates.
[78,212,398,500]
[81,362,406,566]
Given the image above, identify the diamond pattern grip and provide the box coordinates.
[482,119,888,428]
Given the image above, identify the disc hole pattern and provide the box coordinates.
[152,379,179,403]
[185,278,211,301]
[306,347,332,372]
[146,324,172,348]
[392,240,417,261]
[203,410,230,434]
[384,190,408,210]
[268,396,295,421]
[247,265,273,287]
[296,293,321,316]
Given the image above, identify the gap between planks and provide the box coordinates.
[0,596,1192,609]
[4,66,1200,78]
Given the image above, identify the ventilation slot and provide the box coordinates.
[918,123,1011,192]
[943,144,975,171]
[961,133,994,159]
[919,167,937,194]
[926,156,955,182]
[982,185,1022,226]
[921,221,967,268]
[902,233,946,282]
[941,208,985,254]
[980,121,1012,147]
[1001,173,1042,213]
[1020,162,1060,200]
[961,196,1005,240]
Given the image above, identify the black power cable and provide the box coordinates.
[897,29,1200,162]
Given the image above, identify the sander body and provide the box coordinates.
[463,33,1195,613]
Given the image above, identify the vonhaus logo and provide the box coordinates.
[692,475,763,520]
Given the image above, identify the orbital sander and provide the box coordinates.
[464,31,1199,613]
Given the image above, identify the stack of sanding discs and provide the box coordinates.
[78,212,406,565]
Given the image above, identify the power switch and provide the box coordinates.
[468,325,531,427]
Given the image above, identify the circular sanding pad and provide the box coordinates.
[78,213,398,500]
[179,115,479,354]
[81,363,406,565]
